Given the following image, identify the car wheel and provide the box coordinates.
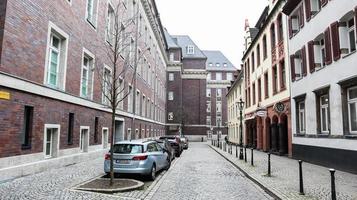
[149,164,156,181]
[176,152,181,157]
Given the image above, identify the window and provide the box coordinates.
[216,63,220,67]
[81,51,94,99]
[263,35,267,60]
[67,113,74,145]
[216,73,222,81]
[45,24,68,90]
[206,89,211,97]
[251,52,255,71]
[348,87,357,133]
[142,95,146,116]
[22,106,33,149]
[256,44,261,66]
[272,65,278,94]
[207,73,211,80]
[102,128,109,149]
[310,0,321,15]
[206,116,211,126]
[258,79,262,102]
[271,23,276,48]
[223,63,227,67]
[291,46,307,81]
[252,82,256,105]
[216,101,222,113]
[168,91,174,101]
[106,4,115,45]
[187,45,195,55]
[264,72,269,99]
[319,95,330,133]
[169,73,174,81]
[348,18,356,53]
[135,90,140,115]
[209,63,213,67]
[102,66,111,105]
[127,128,132,140]
[226,73,233,81]
[216,116,222,127]
[168,112,174,121]
[128,85,133,113]
[280,60,286,90]
[94,117,99,143]
[288,5,304,38]
[207,101,211,113]
[169,53,174,61]
[86,0,98,27]
[297,100,306,134]
[216,89,222,98]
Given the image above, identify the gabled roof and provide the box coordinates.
[202,50,236,71]
[171,35,206,59]
[164,29,179,49]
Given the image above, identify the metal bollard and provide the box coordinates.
[268,153,271,177]
[236,145,238,158]
[244,146,247,162]
[330,169,336,200]
[299,160,304,195]
[251,148,254,166]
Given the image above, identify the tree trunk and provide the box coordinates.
[110,107,115,186]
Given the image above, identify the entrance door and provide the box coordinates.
[45,129,53,158]
[102,128,108,149]
[114,120,124,143]
[44,126,59,158]
[80,128,89,152]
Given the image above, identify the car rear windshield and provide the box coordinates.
[160,137,175,140]
[112,144,143,154]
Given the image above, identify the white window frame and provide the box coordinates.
[348,19,356,53]
[80,48,95,99]
[127,128,132,140]
[44,22,69,91]
[206,88,211,97]
[168,112,174,121]
[207,101,211,113]
[169,73,174,81]
[348,86,357,134]
[320,95,330,133]
[102,65,112,105]
[135,90,140,115]
[105,2,115,45]
[226,73,233,81]
[187,45,195,55]
[298,101,306,134]
[168,91,174,101]
[85,0,99,28]
[216,73,222,81]
[43,124,61,159]
[142,95,146,116]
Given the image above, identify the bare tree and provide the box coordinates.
[96,1,149,186]
[176,106,189,136]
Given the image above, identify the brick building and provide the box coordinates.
[283,0,357,173]
[165,31,236,141]
[0,0,167,180]
[243,0,292,156]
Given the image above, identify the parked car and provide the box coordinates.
[180,136,189,149]
[159,136,183,157]
[104,140,170,180]
[156,138,175,162]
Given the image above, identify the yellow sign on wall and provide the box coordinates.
[0,91,10,100]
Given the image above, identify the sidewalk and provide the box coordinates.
[209,142,357,200]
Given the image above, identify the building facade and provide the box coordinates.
[283,0,357,173]
[243,0,292,156]
[227,72,245,145]
[204,51,236,140]
[165,32,235,141]
[0,0,167,180]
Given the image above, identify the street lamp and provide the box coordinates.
[236,98,245,160]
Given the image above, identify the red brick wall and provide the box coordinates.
[0,0,7,60]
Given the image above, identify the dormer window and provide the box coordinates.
[216,63,220,67]
[209,63,213,67]
[223,63,227,67]
[187,45,195,55]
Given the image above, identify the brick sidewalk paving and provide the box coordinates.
[209,142,357,200]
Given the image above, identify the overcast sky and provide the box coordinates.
[155,0,267,69]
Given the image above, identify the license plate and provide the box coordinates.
[116,159,130,164]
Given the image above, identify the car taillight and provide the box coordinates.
[132,155,148,161]
[105,154,110,160]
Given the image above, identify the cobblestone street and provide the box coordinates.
[150,143,273,200]
[0,143,274,200]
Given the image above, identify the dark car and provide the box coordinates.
[156,139,175,162]
[180,136,189,149]
[159,136,183,157]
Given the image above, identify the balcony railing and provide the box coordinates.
[271,47,277,64]
[278,40,284,59]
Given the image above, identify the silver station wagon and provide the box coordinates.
[104,140,171,180]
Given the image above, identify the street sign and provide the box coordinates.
[0,91,10,100]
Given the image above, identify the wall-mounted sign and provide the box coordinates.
[256,107,267,117]
[274,102,286,113]
[0,91,10,100]
[168,112,174,121]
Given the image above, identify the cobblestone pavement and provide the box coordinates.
[150,142,273,200]
[0,158,132,200]
[212,142,357,200]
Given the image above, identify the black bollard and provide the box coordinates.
[330,169,336,200]
[244,146,246,161]
[268,153,271,177]
[236,145,238,158]
[299,160,304,195]
[251,148,254,166]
